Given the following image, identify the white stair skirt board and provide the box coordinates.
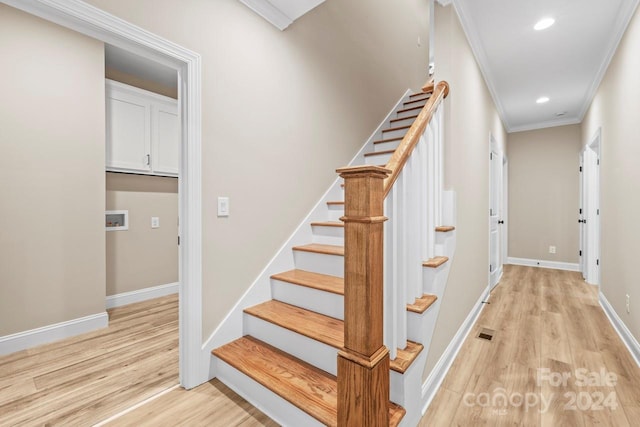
[421,286,490,415]
[507,257,580,272]
[106,282,179,309]
[271,279,344,320]
[599,292,640,367]
[243,313,338,376]
[0,311,108,356]
[213,357,325,427]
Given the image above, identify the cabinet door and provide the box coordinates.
[152,101,179,176]
[106,90,151,172]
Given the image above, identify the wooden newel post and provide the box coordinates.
[336,165,391,427]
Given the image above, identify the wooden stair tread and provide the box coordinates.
[407,294,437,314]
[212,336,405,426]
[423,256,449,268]
[396,104,424,114]
[383,124,412,132]
[244,300,343,348]
[403,98,428,106]
[327,201,345,206]
[212,336,337,425]
[391,341,424,374]
[292,243,344,256]
[435,225,455,232]
[374,136,404,144]
[390,114,418,123]
[271,269,344,295]
[409,91,432,99]
[364,149,396,157]
[310,221,344,228]
[244,301,422,374]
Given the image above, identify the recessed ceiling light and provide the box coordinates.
[534,17,555,31]
[536,96,550,104]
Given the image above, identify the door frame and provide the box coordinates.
[581,128,601,285]
[3,0,204,389]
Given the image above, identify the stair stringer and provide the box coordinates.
[394,190,457,427]
[204,89,413,380]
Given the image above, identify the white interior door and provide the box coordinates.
[583,129,601,285]
[490,144,503,290]
[579,152,586,279]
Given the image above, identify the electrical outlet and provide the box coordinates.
[626,294,630,313]
[151,217,160,229]
[549,246,556,254]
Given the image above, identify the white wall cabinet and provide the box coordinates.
[106,79,179,177]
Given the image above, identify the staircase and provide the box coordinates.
[212,83,454,426]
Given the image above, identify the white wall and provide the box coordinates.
[82,0,432,341]
[0,4,106,335]
[508,125,582,264]
[582,5,640,342]
[423,3,507,379]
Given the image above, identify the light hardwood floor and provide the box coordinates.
[421,265,640,427]
[0,294,274,427]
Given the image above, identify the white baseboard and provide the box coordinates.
[106,282,179,309]
[0,311,108,356]
[507,257,580,272]
[599,292,640,367]
[421,286,490,413]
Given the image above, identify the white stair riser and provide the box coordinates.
[327,205,344,222]
[365,152,393,165]
[271,280,344,320]
[293,250,344,278]
[423,266,449,300]
[244,314,338,375]
[396,107,422,119]
[311,225,344,246]
[381,127,410,140]
[374,139,402,152]
[407,300,440,343]
[389,116,417,128]
[213,357,324,427]
[436,230,456,256]
[390,351,427,427]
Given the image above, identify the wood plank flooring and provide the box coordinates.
[0,294,274,427]
[421,265,640,427]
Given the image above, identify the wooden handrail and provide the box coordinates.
[383,80,450,197]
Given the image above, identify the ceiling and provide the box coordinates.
[105,44,177,91]
[450,0,639,132]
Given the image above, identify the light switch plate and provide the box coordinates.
[218,197,230,217]
[151,217,160,228]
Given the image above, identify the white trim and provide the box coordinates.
[508,117,582,134]
[507,257,580,272]
[3,0,204,389]
[93,384,181,427]
[0,312,108,356]
[106,282,180,309]
[599,292,640,367]
[577,0,640,123]
[237,0,293,30]
[421,286,490,412]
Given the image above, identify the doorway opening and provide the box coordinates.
[5,0,204,389]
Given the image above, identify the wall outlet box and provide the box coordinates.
[151,217,160,228]
[549,246,556,254]
[626,294,630,313]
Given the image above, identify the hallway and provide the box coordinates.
[422,265,640,426]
